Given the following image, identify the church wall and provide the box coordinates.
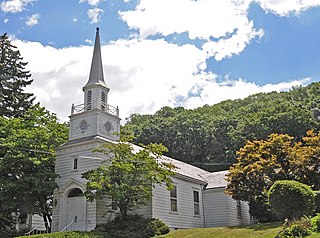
[203,187,229,227]
[227,198,251,226]
[152,177,204,229]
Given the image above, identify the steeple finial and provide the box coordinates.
[84,27,108,89]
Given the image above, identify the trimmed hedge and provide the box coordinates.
[268,180,315,221]
[93,215,170,238]
[18,231,101,238]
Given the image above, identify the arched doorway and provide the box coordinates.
[65,188,87,231]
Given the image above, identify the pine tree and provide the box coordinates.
[0,33,34,118]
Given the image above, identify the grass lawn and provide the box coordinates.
[158,222,320,238]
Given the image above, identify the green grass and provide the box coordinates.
[158,222,320,238]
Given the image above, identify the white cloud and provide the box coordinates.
[255,0,320,16]
[1,0,35,13]
[13,38,309,123]
[26,13,40,27]
[4,18,9,23]
[87,8,103,23]
[120,0,264,61]
[79,0,102,7]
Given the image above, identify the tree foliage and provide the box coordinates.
[268,180,315,221]
[83,141,176,219]
[226,131,320,222]
[122,83,320,170]
[0,33,34,118]
[0,104,68,232]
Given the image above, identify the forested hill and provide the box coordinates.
[122,82,320,171]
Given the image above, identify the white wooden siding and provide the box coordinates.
[152,177,204,229]
[227,197,251,226]
[203,188,229,227]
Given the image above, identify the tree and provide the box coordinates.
[83,141,176,219]
[226,131,320,222]
[0,104,68,232]
[0,33,34,118]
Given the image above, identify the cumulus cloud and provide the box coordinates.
[87,8,103,23]
[26,13,40,27]
[120,0,264,61]
[13,38,308,123]
[79,0,103,7]
[1,0,35,13]
[256,0,320,16]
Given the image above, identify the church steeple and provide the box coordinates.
[69,28,120,142]
[84,27,108,89]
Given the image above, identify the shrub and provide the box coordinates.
[18,231,102,238]
[311,213,320,231]
[268,180,315,221]
[314,191,320,213]
[92,215,170,238]
[276,218,311,238]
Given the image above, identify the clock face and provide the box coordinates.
[79,119,88,133]
[104,121,113,132]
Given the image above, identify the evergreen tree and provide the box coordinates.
[0,33,34,118]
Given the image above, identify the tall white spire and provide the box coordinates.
[84,27,108,89]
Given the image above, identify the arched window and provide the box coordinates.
[101,91,106,111]
[68,188,83,198]
[87,91,92,111]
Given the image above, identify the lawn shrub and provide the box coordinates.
[311,214,320,232]
[92,215,169,238]
[314,191,320,213]
[268,180,315,221]
[276,217,311,238]
[18,231,101,238]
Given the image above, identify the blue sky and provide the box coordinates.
[1,0,320,121]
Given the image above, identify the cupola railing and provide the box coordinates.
[71,103,119,117]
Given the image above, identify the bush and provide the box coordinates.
[93,215,170,238]
[276,218,311,238]
[18,231,102,238]
[268,180,315,221]
[314,191,320,213]
[311,214,320,232]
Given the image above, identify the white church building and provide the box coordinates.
[51,28,251,232]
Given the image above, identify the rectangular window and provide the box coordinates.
[193,190,200,215]
[237,200,242,217]
[73,158,78,170]
[170,186,177,212]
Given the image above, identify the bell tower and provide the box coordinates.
[69,27,120,141]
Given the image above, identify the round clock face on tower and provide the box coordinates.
[79,119,88,133]
[104,121,113,133]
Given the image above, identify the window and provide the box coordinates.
[87,90,92,110]
[111,198,117,211]
[237,200,242,217]
[193,190,200,215]
[170,185,177,212]
[101,91,106,111]
[68,188,83,197]
[73,158,78,170]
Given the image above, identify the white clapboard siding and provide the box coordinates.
[152,177,204,229]
[203,187,229,227]
[227,197,251,226]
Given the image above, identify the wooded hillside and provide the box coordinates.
[122,82,320,171]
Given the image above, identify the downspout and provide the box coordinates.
[202,184,207,228]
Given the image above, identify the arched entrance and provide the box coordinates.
[65,188,87,231]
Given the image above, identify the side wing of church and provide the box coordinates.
[51,28,251,232]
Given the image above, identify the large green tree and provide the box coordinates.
[122,83,320,170]
[83,141,176,219]
[0,104,68,232]
[226,131,320,222]
[0,33,34,118]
